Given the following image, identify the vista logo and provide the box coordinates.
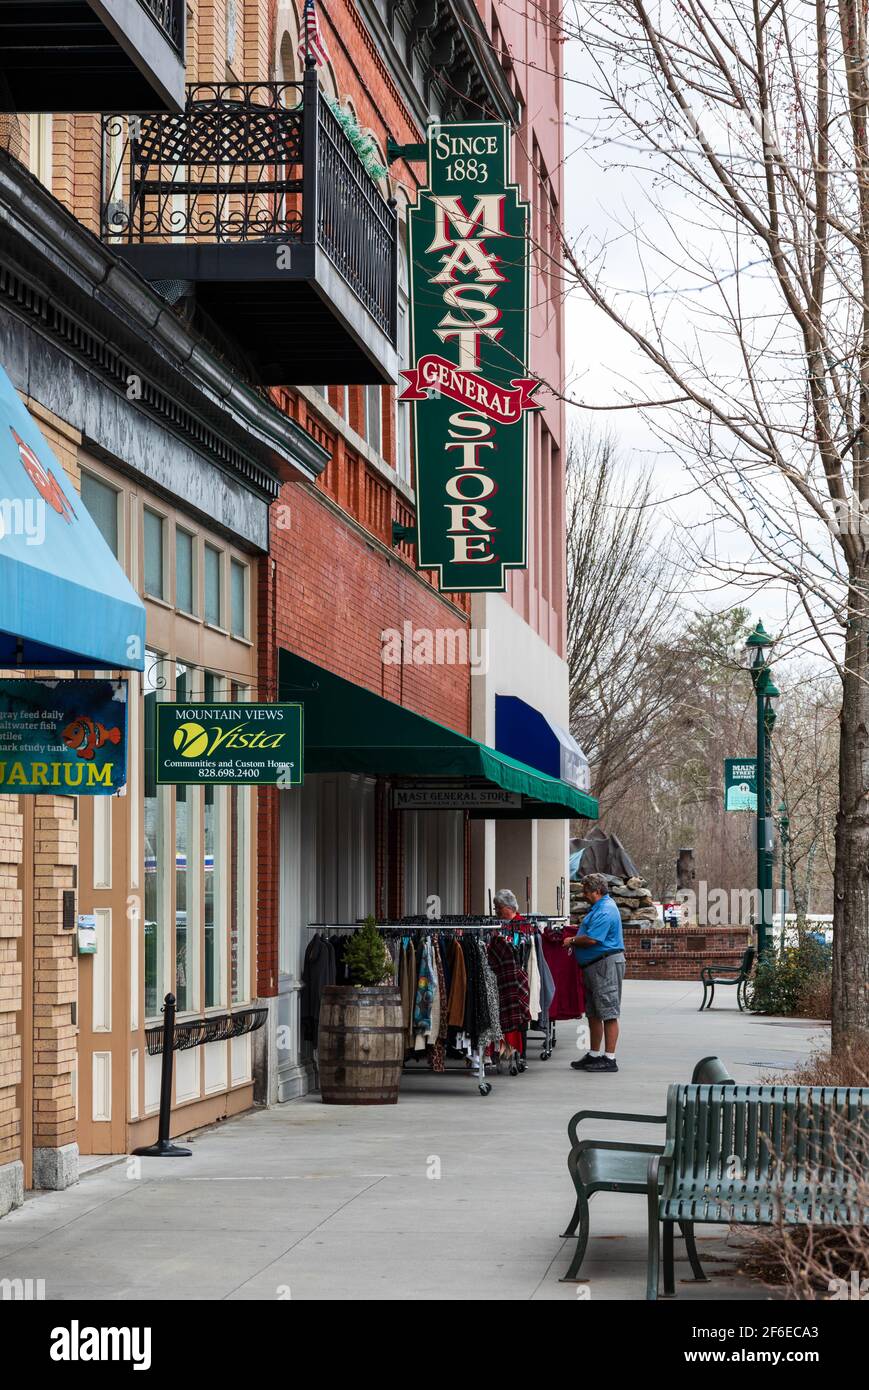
[173,720,210,757]
[49,1321,151,1371]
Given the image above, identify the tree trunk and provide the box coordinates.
[833,593,869,1050]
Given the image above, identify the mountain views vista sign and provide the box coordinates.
[401,124,539,592]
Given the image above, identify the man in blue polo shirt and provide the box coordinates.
[565,872,625,1074]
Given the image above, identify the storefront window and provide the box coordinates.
[203,671,225,1007]
[396,244,411,483]
[176,529,195,614]
[364,385,382,456]
[230,560,247,639]
[81,471,119,556]
[143,650,168,1018]
[144,509,165,599]
[175,662,195,1012]
[230,683,250,1003]
[204,545,222,627]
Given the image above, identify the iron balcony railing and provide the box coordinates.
[100,66,397,342]
[138,0,184,52]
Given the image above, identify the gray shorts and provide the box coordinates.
[584,952,625,1020]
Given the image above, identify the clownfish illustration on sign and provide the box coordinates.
[10,426,76,524]
[62,716,122,761]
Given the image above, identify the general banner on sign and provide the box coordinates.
[724,757,757,812]
[0,678,127,794]
[156,702,303,785]
[402,123,539,592]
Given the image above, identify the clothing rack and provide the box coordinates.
[305,918,567,1095]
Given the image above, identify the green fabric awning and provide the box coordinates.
[279,649,598,821]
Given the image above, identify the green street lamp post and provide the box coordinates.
[743,621,779,960]
[778,799,789,958]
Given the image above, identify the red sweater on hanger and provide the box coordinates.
[542,925,586,1021]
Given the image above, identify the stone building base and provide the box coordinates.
[0,1158,24,1217]
[32,1143,79,1191]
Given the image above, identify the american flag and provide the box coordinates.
[298,0,331,68]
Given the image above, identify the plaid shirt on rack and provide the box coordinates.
[486,934,530,1033]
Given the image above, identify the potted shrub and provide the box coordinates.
[318,917,404,1105]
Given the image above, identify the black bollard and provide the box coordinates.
[132,993,192,1158]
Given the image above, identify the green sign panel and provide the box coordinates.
[156,703,303,785]
[401,123,539,591]
[0,678,128,795]
[724,758,757,812]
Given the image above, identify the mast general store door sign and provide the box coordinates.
[401,124,540,592]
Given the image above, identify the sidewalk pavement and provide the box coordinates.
[0,981,827,1301]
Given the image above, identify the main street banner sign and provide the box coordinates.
[401,123,540,592]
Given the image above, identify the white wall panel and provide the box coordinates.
[92,1052,111,1122]
[93,796,112,889]
[174,1047,199,1103]
[203,1040,227,1095]
[92,907,112,1032]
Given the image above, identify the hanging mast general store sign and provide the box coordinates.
[156,703,303,785]
[401,124,540,592]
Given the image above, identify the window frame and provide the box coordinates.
[175,525,197,617]
[230,557,249,640]
[80,467,122,560]
[203,542,224,630]
[142,505,168,602]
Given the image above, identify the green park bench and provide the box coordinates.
[699,945,755,1011]
[560,1055,735,1283]
[646,1082,869,1300]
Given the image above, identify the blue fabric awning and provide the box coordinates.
[0,366,144,671]
[495,694,591,792]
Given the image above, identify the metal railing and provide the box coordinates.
[317,97,397,338]
[100,67,397,341]
[138,0,184,52]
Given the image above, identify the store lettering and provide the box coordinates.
[444,411,498,564]
[0,760,114,788]
[199,723,287,756]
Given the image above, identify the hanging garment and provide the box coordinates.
[399,940,416,1036]
[388,937,401,984]
[487,933,530,1036]
[431,936,449,1072]
[403,939,417,1049]
[300,933,336,1045]
[526,934,542,1022]
[328,934,352,985]
[447,936,468,1027]
[438,931,453,1001]
[535,932,556,1031]
[542,925,586,1020]
[429,937,441,1044]
[413,938,436,1051]
[478,940,502,1052]
[461,935,488,1047]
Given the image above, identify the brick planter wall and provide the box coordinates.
[624,925,752,981]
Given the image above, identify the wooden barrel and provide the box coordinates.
[318,985,404,1105]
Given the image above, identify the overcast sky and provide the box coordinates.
[560,35,818,662]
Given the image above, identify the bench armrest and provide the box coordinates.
[647,1145,674,1202]
[568,1108,666,1150]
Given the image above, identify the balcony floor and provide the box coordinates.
[0,0,185,112]
[114,242,397,386]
